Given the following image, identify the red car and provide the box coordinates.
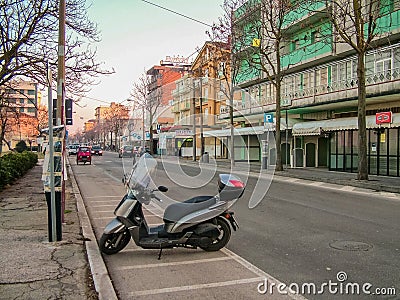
[76,146,91,165]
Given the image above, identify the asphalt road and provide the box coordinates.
[71,152,399,299]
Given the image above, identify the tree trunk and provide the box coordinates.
[229,87,235,167]
[275,41,283,171]
[275,79,282,171]
[357,53,368,180]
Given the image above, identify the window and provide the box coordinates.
[28,90,35,95]
[28,107,35,113]
[290,39,300,51]
[19,98,24,104]
[20,107,24,113]
[311,30,320,43]
[380,0,394,15]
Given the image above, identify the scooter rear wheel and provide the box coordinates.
[99,230,131,255]
[200,218,231,252]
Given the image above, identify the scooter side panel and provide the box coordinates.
[166,204,228,233]
[104,218,126,234]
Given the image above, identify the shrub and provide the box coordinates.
[15,140,28,153]
[0,151,38,191]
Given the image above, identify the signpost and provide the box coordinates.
[263,113,274,169]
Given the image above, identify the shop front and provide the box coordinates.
[292,113,400,176]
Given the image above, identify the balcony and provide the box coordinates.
[219,42,400,119]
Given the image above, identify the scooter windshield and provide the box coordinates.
[126,153,157,191]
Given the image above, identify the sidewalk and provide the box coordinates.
[0,161,98,300]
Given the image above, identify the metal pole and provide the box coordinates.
[47,64,56,243]
[192,78,196,161]
[57,0,66,224]
[200,77,204,156]
[142,106,145,150]
[285,109,288,169]
[56,0,65,126]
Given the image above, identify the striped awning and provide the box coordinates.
[292,113,400,136]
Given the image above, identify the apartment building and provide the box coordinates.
[0,81,40,151]
[147,58,190,154]
[217,0,400,176]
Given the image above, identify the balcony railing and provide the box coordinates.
[220,42,400,118]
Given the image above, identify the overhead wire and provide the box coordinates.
[140,0,213,28]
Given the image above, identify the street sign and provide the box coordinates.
[376,112,392,124]
[264,113,274,124]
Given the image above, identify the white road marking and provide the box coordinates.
[85,196,122,199]
[310,182,323,186]
[222,248,307,300]
[340,186,355,191]
[117,256,231,271]
[91,216,114,220]
[130,277,264,297]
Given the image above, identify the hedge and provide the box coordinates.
[0,151,38,191]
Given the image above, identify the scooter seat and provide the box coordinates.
[163,196,216,222]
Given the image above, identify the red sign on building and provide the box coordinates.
[376,112,392,124]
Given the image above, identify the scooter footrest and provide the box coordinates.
[139,237,172,249]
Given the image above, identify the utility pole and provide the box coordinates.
[57,0,66,126]
[192,78,197,161]
[57,0,66,222]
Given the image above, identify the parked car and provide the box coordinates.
[68,144,79,156]
[91,145,103,156]
[118,145,133,158]
[77,146,91,165]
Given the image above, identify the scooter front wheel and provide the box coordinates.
[99,230,131,255]
[200,217,231,252]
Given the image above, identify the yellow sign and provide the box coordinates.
[252,38,261,47]
[380,133,386,143]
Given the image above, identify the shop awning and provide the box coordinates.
[203,118,301,138]
[292,113,400,136]
[203,126,265,137]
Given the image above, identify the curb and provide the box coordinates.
[67,162,118,300]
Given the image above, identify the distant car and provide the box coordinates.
[91,145,103,156]
[77,146,91,165]
[119,145,133,158]
[68,144,79,156]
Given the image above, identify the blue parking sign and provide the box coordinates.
[264,113,274,124]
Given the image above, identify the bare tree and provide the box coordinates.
[104,103,129,151]
[0,0,113,95]
[208,0,248,166]
[131,72,164,154]
[322,0,396,180]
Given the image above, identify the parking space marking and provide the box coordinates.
[222,248,307,300]
[86,200,119,203]
[90,204,117,208]
[340,186,355,191]
[93,210,115,213]
[85,196,122,199]
[92,216,114,220]
[117,256,231,271]
[130,277,264,297]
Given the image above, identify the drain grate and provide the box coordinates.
[329,240,373,251]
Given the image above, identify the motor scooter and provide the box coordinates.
[99,153,245,259]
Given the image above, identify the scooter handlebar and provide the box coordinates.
[151,194,163,202]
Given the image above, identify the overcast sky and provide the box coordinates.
[70,0,224,133]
